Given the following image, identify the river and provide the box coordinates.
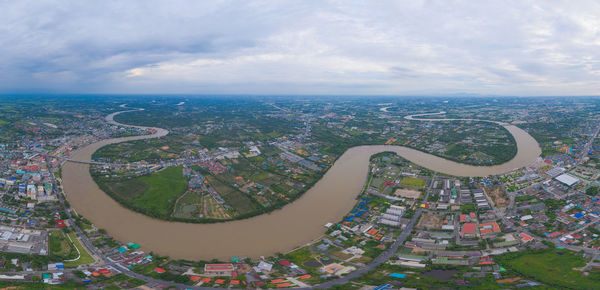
[61,111,540,260]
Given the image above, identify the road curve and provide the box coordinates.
[61,109,541,261]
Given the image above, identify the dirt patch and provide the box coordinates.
[394,188,421,199]
[416,213,444,230]
[485,186,509,208]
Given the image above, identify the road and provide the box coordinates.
[313,174,435,289]
[577,120,600,165]
[50,109,591,289]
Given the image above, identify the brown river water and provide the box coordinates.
[61,111,540,260]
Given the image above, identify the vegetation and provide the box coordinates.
[63,232,95,267]
[585,186,599,196]
[400,177,427,187]
[94,166,188,219]
[49,230,78,260]
[496,249,600,289]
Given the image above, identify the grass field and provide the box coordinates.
[131,166,188,217]
[100,166,188,219]
[49,230,76,259]
[497,249,600,289]
[105,179,149,200]
[64,232,95,267]
[400,177,426,187]
[251,171,272,182]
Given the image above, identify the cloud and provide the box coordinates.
[1,0,600,95]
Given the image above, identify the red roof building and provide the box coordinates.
[204,263,235,277]
[154,267,166,273]
[461,223,477,238]
[519,233,534,242]
[479,222,501,235]
[271,279,286,283]
[201,277,212,283]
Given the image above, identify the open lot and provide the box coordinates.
[416,213,444,230]
[394,188,421,199]
[485,185,510,208]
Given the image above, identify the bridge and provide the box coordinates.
[65,159,132,166]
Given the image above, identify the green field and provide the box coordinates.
[105,179,149,200]
[49,230,77,259]
[132,166,188,217]
[64,232,95,267]
[496,249,600,289]
[400,177,426,187]
[98,166,188,219]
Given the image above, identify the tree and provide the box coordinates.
[585,186,599,196]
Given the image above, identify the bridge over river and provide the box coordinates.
[61,110,540,261]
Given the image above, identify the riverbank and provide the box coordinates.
[61,110,540,260]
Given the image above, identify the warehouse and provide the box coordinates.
[555,174,580,187]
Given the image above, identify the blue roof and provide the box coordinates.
[388,273,406,278]
[374,284,393,290]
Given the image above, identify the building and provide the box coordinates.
[555,174,580,187]
[461,223,477,238]
[204,264,235,277]
[378,205,404,227]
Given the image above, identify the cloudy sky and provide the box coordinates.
[1,0,600,96]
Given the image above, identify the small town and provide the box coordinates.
[0,96,596,290]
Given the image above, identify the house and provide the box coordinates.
[204,263,235,277]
